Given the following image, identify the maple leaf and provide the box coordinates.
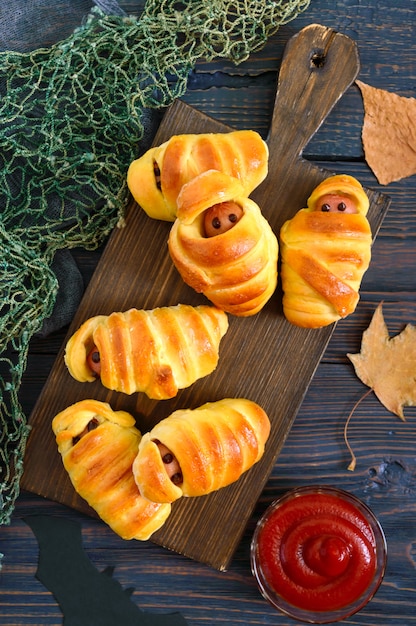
[347,302,416,420]
[344,302,416,471]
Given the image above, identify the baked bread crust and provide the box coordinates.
[52,399,171,540]
[280,174,372,328]
[127,130,268,221]
[64,304,229,399]
[132,398,271,503]
[168,170,278,316]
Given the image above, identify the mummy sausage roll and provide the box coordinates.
[280,174,372,328]
[64,304,228,399]
[168,170,278,316]
[52,399,171,540]
[127,130,268,221]
[132,398,271,504]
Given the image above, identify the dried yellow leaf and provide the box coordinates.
[347,302,416,420]
[356,80,416,185]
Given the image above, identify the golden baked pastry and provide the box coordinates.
[52,399,171,540]
[280,174,372,328]
[132,398,271,503]
[64,304,229,399]
[127,130,268,221]
[168,170,278,316]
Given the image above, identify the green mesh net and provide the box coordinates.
[0,0,310,529]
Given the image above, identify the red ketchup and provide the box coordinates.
[251,486,386,623]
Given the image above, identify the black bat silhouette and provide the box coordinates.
[25,515,189,626]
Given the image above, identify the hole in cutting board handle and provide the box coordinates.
[267,24,360,158]
[310,50,326,68]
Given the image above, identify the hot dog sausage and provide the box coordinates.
[204,201,243,237]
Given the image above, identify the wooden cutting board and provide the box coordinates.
[22,24,390,571]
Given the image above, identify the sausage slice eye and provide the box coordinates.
[162,452,174,464]
[171,473,183,485]
[154,440,183,485]
[87,345,101,377]
[204,201,243,237]
[316,193,358,214]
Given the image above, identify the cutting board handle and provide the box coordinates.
[267,24,360,157]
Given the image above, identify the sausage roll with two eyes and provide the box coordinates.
[132,397,271,504]
[52,399,171,540]
[64,304,228,400]
[280,174,372,328]
[168,170,278,316]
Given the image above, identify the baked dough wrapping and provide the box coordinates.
[52,399,171,540]
[127,130,268,221]
[64,304,229,399]
[132,398,271,504]
[280,174,372,328]
[168,170,278,316]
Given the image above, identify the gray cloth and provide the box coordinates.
[0,1,126,53]
[36,250,85,338]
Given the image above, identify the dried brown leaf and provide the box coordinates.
[356,80,416,185]
[347,302,416,420]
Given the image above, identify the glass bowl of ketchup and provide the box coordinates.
[251,485,387,624]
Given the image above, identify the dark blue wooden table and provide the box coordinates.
[1,1,415,624]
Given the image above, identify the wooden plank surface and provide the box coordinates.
[22,24,390,571]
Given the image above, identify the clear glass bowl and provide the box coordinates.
[251,485,387,624]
